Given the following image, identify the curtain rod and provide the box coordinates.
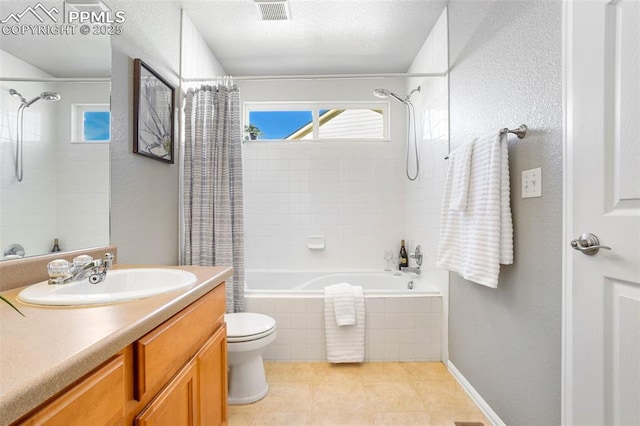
[0,77,110,83]
[182,71,447,82]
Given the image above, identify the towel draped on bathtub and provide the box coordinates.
[323,283,365,363]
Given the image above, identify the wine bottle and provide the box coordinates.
[399,240,409,269]
[51,238,61,253]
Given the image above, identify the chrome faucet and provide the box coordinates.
[48,253,114,285]
[401,266,421,275]
[401,244,423,275]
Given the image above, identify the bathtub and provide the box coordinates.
[248,270,439,294]
[244,270,443,362]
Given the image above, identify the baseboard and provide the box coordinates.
[447,361,505,426]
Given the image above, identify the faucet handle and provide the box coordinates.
[408,245,423,267]
[72,254,93,268]
[104,252,114,269]
[47,259,71,278]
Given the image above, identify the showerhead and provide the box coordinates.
[373,86,421,105]
[23,91,61,107]
[9,89,27,104]
[373,88,405,103]
[40,91,61,101]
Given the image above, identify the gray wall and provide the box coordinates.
[447,1,563,424]
[109,0,182,264]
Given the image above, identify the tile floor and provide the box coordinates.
[228,362,490,426]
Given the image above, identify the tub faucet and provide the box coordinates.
[48,253,114,285]
[401,266,421,275]
[401,245,423,276]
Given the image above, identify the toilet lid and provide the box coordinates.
[225,313,276,341]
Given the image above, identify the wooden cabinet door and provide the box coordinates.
[134,286,224,401]
[197,324,228,426]
[18,354,125,426]
[134,359,199,426]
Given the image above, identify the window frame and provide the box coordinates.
[243,101,390,143]
[71,103,111,143]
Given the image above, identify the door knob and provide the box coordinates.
[570,232,611,256]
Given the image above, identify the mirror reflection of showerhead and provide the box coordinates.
[9,88,27,104]
[9,89,61,108]
[41,92,61,101]
[9,89,61,183]
[24,91,61,107]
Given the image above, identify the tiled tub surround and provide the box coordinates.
[242,142,407,271]
[245,270,443,362]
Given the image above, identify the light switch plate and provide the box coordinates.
[522,167,542,198]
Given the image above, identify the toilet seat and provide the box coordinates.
[225,313,276,343]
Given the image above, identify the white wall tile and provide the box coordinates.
[306,345,323,362]
[399,344,417,362]
[290,345,307,362]
[253,293,440,363]
[275,345,291,361]
[306,313,323,329]
[415,297,432,312]
[415,344,430,361]
[241,81,408,271]
[383,344,400,361]
[273,313,291,329]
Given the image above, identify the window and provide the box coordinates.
[244,102,388,141]
[72,104,110,143]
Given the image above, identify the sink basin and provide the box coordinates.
[18,268,198,306]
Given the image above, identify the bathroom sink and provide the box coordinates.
[18,268,198,306]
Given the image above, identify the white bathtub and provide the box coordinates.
[245,270,439,296]
[244,270,443,362]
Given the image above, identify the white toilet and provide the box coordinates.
[225,312,276,405]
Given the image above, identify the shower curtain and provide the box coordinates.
[182,83,244,312]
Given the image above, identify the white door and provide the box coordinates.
[565,0,640,425]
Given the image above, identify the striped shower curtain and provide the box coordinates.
[182,84,244,312]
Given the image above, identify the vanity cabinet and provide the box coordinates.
[135,325,227,426]
[132,284,228,425]
[135,358,199,425]
[18,354,126,425]
[15,284,227,426]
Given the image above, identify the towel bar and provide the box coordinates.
[444,124,528,160]
[501,124,528,139]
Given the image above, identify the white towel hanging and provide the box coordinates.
[330,283,356,326]
[447,140,474,211]
[324,285,365,363]
[436,131,514,288]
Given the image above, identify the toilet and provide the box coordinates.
[225,312,276,405]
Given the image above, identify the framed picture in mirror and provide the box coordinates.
[133,58,175,163]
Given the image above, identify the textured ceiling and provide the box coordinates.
[0,0,110,77]
[0,0,447,78]
[180,0,448,76]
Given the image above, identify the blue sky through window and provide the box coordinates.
[84,111,110,141]
[248,111,312,139]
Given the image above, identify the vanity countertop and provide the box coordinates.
[0,265,233,425]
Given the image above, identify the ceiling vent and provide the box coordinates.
[64,0,111,14]
[254,0,290,21]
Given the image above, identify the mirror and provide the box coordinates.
[0,21,111,260]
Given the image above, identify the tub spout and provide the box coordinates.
[401,266,421,275]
